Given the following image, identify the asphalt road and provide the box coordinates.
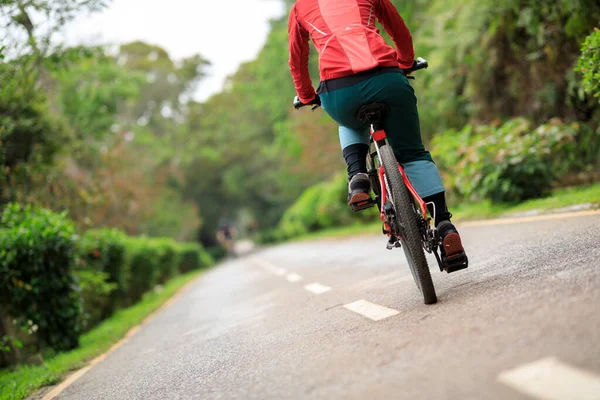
[56,211,600,400]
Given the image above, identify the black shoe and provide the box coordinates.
[347,173,373,211]
[437,221,468,273]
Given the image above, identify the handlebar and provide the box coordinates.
[293,95,321,110]
[294,57,429,109]
[402,57,429,75]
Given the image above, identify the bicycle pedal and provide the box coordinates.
[443,252,468,273]
[386,237,401,250]
[351,199,375,212]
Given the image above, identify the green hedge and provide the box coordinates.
[431,118,600,203]
[122,236,160,303]
[0,203,215,367]
[176,242,214,273]
[151,238,179,285]
[0,204,81,352]
[77,229,128,309]
[72,269,116,333]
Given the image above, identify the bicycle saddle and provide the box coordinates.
[357,103,390,125]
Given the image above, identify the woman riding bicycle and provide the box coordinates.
[288,0,467,263]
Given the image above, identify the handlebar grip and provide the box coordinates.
[293,96,304,109]
[403,57,429,75]
[293,95,321,110]
[414,57,428,71]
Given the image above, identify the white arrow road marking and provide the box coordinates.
[343,299,399,321]
[497,357,600,400]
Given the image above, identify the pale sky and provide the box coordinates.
[64,0,285,101]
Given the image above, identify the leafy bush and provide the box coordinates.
[176,242,214,273]
[0,204,81,352]
[253,228,282,245]
[431,118,600,203]
[576,28,600,103]
[122,236,161,303]
[199,249,215,270]
[78,228,128,311]
[150,238,179,284]
[278,182,324,238]
[72,269,116,332]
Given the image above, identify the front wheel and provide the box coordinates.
[379,145,437,304]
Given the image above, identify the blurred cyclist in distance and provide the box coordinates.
[216,217,237,257]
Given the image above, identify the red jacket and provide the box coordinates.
[288,0,415,104]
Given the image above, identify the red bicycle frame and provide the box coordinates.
[372,128,430,236]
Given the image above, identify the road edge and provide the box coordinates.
[37,271,206,400]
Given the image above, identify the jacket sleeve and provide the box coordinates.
[288,4,316,104]
[376,0,415,69]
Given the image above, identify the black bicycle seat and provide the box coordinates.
[357,103,389,125]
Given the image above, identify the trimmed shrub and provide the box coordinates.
[199,248,215,269]
[150,238,179,284]
[77,228,128,311]
[176,242,213,273]
[431,118,600,203]
[0,203,80,352]
[72,269,116,332]
[122,236,160,303]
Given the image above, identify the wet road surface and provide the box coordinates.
[57,212,600,399]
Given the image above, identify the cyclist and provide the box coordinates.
[287,0,467,263]
[216,217,237,256]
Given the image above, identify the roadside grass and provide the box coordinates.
[0,269,205,400]
[452,183,600,220]
[291,183,600,242]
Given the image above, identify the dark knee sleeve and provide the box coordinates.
[342,143,369,179]
[422,191,452,226]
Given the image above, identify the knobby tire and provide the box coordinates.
[379,145,437,305]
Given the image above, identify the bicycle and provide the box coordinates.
[293,58,468,304]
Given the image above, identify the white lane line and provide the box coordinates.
[304,282,332,294]
[286,273,303,283]
[343,299,399,321]
[497,357,600,400]
[252,257,287,276]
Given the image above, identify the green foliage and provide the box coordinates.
[0,199,214,367]
[431,118,600,203]
[77,229,128,312]
[0,60,63,204]
[0,269,203,400]
[149,238,179,284]
[122,236,160,303]
[176,242,213,273]
[72,269,116,332]
[0,204,80,352]
[51,49,144,142]
[576,29,600,103]
[413,0,600,134]
[278,173,375,239]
